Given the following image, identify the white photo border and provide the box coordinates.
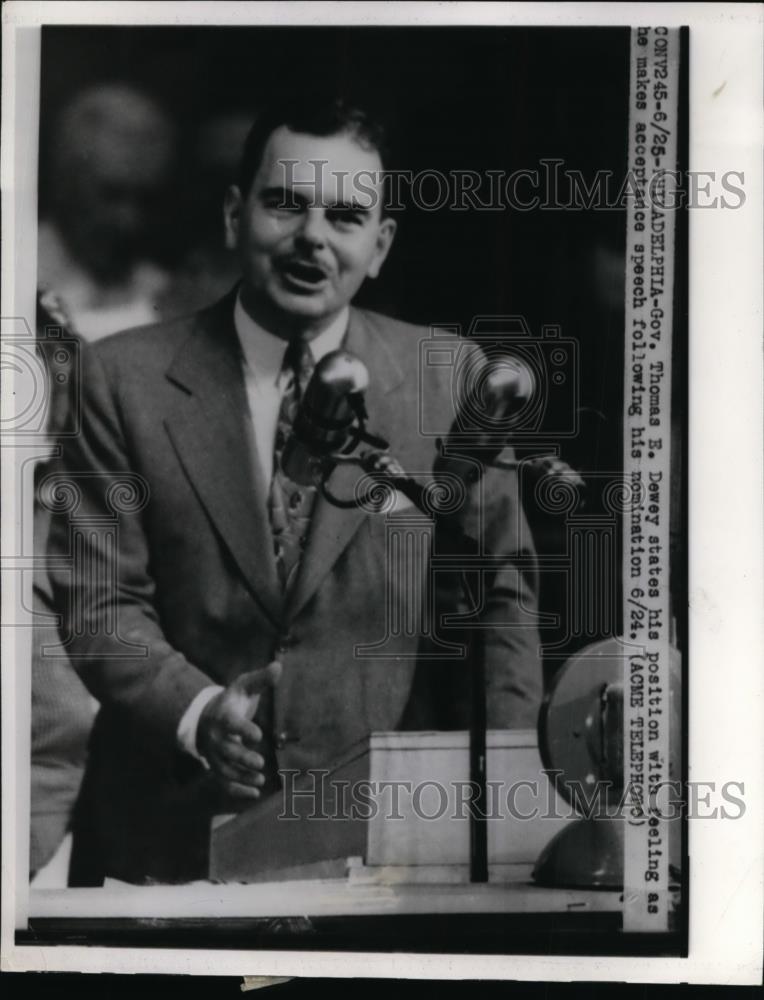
[2,1,762,985]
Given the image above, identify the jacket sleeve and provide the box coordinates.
[45,341,214,754]
[462,455,543,728]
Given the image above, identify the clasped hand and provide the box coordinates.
[196,660,282,799]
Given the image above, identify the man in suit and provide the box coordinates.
[47,98,542,885]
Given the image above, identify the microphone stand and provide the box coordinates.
[293,351,582,884]
[319,445,505,884]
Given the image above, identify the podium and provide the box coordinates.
[210,730,573,884]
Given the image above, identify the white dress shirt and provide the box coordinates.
[37,221,170,342]
[176,293,349,762]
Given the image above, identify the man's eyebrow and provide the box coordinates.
[326,198,373,214]
[260,185,311,205]
[259,186,373,213]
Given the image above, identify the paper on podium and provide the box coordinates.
[210,730,573,884]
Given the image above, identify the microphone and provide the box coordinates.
[434,352,536,485]
[281,349,371,486]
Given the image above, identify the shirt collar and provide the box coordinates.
[233,292,349,389]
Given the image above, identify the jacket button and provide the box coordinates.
[275,730,289,749]
[277,632,295,651]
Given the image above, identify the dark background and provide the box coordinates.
[39,25,633,665]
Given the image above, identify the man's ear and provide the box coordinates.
[366,217,398,279]
[223,185,244,251]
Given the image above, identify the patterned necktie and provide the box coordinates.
[269,338,318,592]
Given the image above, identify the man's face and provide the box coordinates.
[224,127,396,332]
[64,157,169,280]
[54,90,175,282]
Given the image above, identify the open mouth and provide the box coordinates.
[278,259,329,291]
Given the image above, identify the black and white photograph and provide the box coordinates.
[1,1,761,985]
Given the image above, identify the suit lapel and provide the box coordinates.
[163,294,283,626]
[286,308,406,621]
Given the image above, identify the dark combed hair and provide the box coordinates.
[236,95,393,197]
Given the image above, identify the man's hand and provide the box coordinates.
[196,661,282,799]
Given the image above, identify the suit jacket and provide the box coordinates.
[47,291,542,884]
[31,298,95,876]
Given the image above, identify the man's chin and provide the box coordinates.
[242,284,348,331]
[270,288,337,320]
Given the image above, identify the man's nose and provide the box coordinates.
[295,208,327,249]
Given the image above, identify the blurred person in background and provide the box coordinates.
[37,84,176,341]
[158,108,254,317]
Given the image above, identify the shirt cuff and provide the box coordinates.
[177,685,224,765]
